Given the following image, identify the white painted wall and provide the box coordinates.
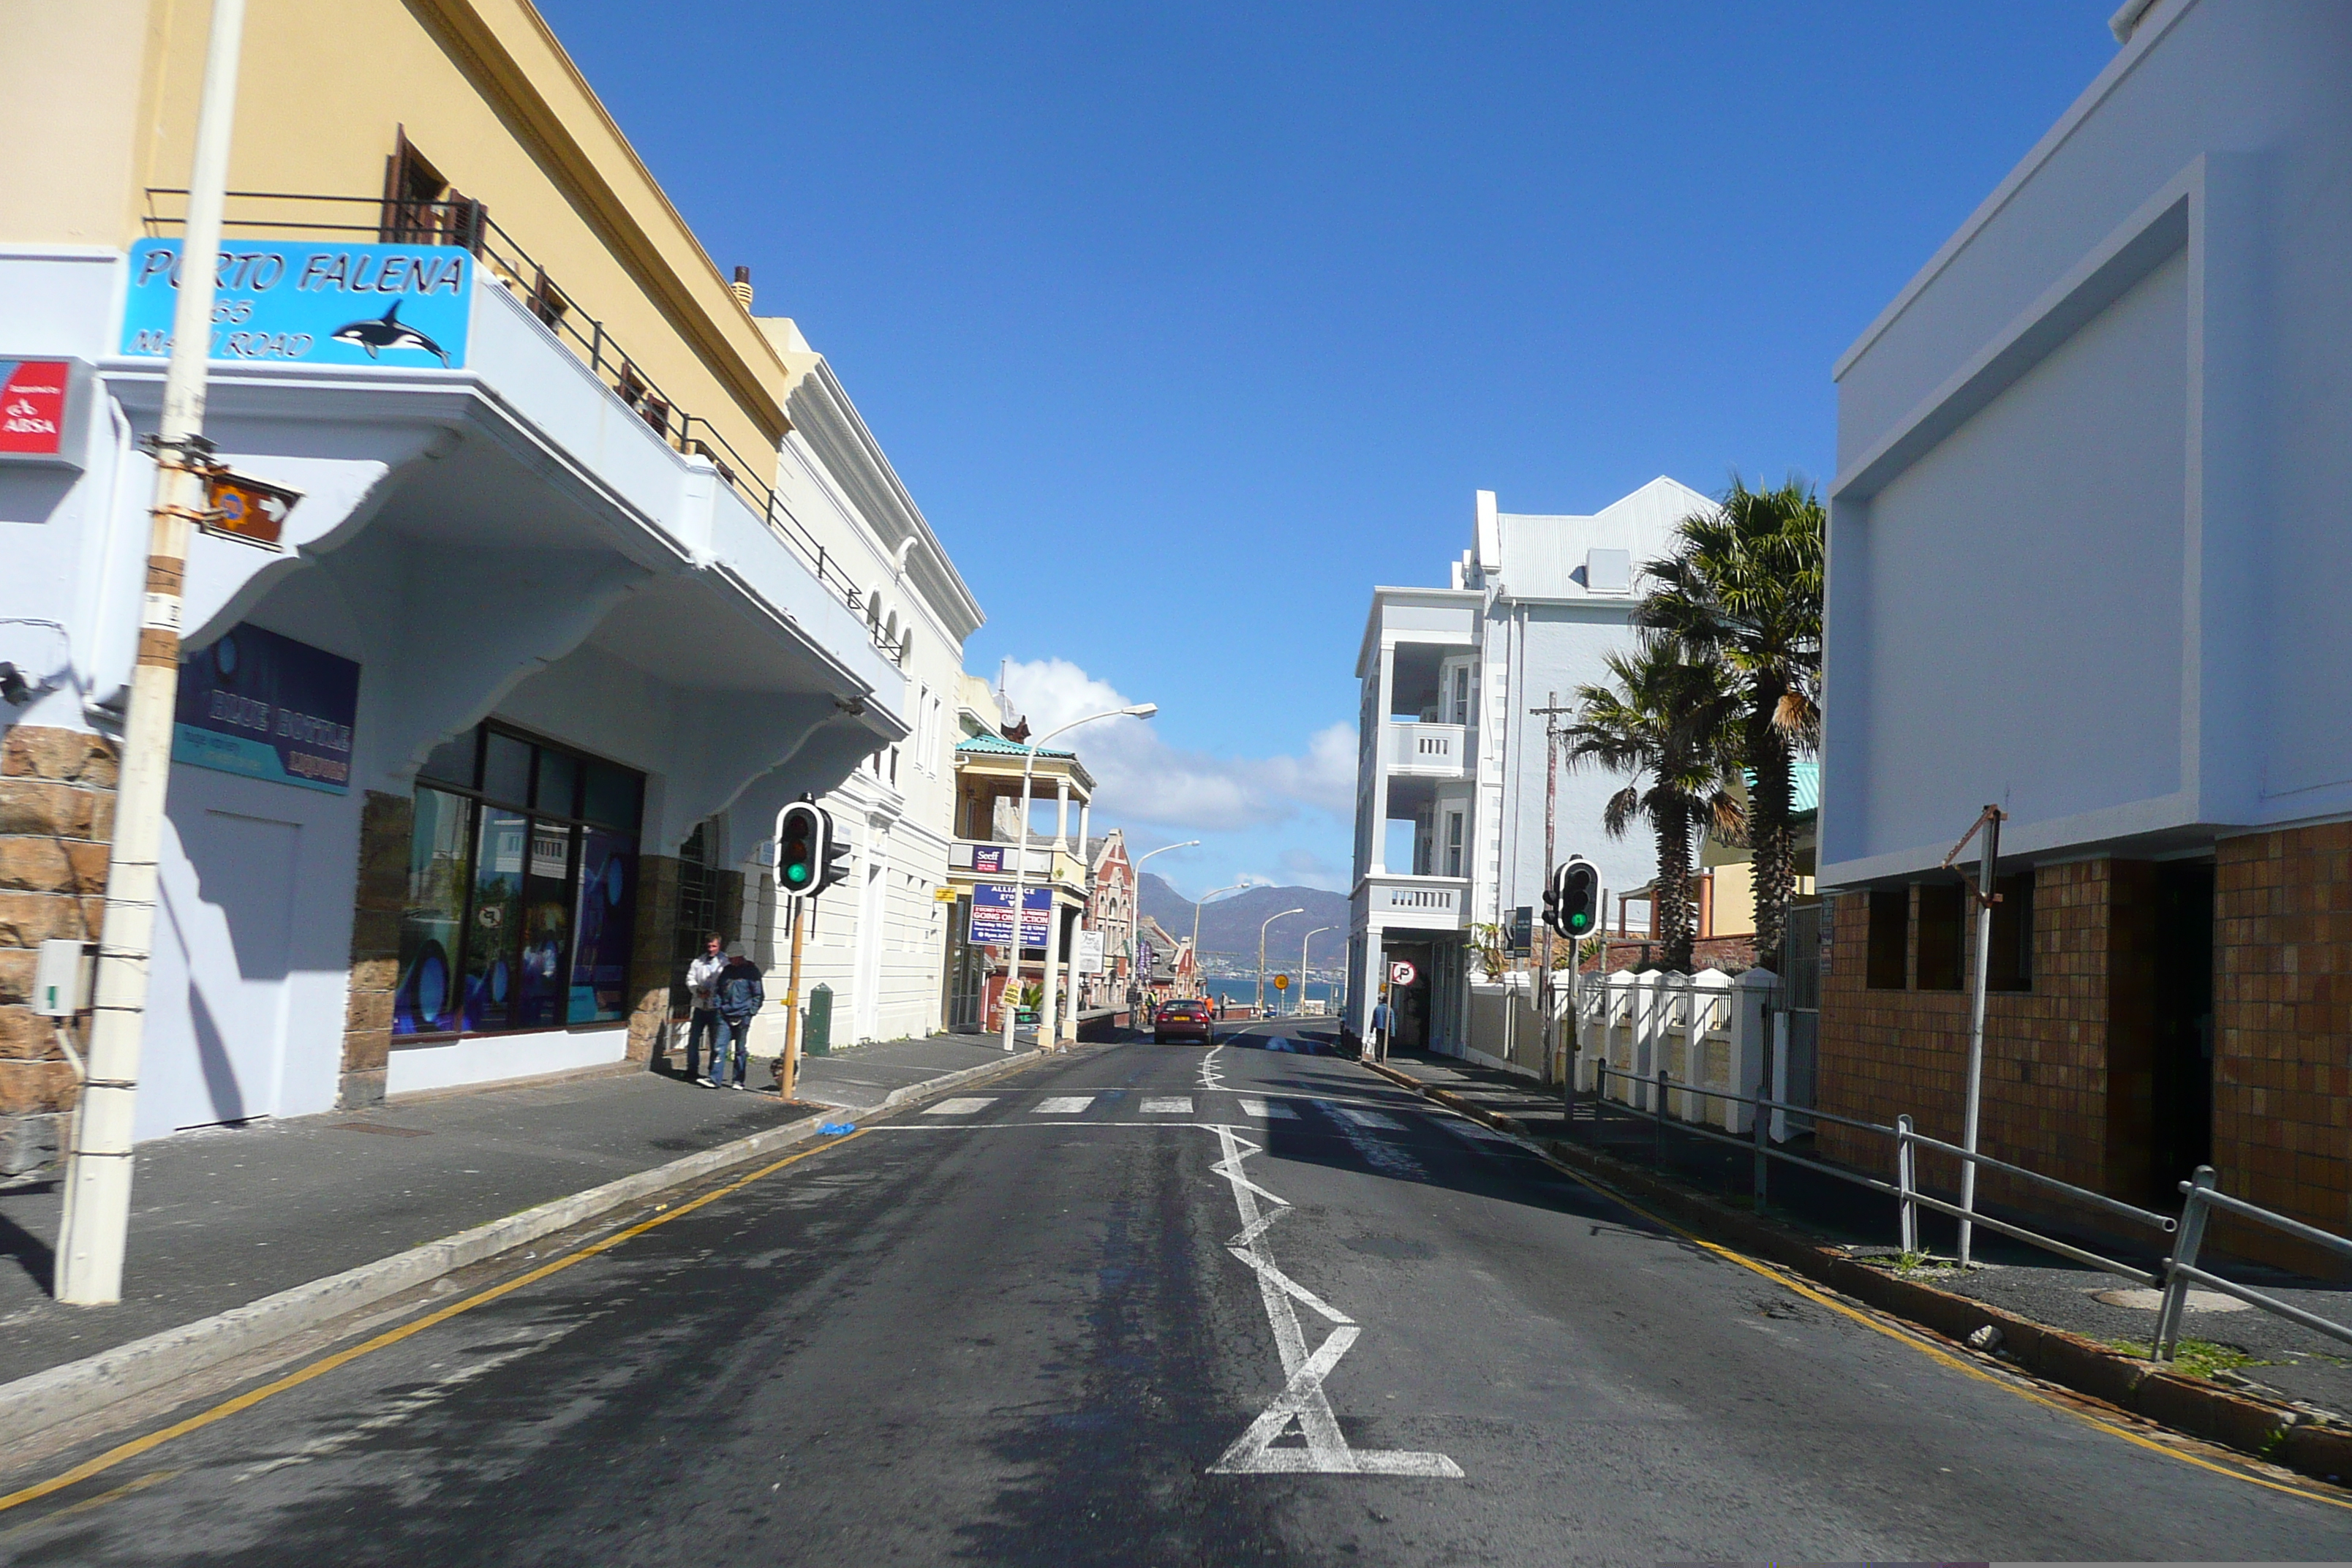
[1823,0,2352,882]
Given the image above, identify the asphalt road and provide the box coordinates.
[5,1027,2350,1565]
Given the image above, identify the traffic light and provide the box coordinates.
[816,827,853,896]
[1545,856,1599,938]
[774,802,829,898]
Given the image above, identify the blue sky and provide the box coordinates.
[540,0,2119,897]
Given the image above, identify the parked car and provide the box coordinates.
[1153,999,1215,1044]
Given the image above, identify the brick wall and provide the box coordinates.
[1817,862,2136,1209]
[2214,825,2352,1272]
[0,725,116,1175]
[626,853,680,1066]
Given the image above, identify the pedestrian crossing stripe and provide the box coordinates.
[1237,1098,1300,1120]
[1032,1096,1095,1115]
[1333,1107,1403,1129]
[924,1098,997,1116]
[1140,1096,1194,1114]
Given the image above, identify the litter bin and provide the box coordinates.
[804,983,833,1057]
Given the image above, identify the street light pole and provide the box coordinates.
[1190,881,1248,1007]
[1256,907,1303,1019]
[999,703,1156,1053]
[1297,925,1334,1018]
[1129,840,1199,1013]
[56,0,248,1307]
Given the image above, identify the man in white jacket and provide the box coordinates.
[683,932,727,1085]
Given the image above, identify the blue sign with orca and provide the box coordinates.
[120,238,472,369]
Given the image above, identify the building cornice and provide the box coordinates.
[776,355,985,639]
[410,0,794,441]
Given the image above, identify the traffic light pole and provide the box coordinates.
[779,897,804,1103]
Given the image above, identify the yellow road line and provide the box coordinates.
[0,1129,871,1517]
[1545,1153,2352,1514]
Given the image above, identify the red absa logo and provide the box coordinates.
[0,360,69,456]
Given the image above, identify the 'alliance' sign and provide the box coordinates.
[120,238,472,369]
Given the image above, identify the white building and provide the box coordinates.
[730,325,984,1050]
[1346,478,1709,1055]
[1814,0,2352,1241]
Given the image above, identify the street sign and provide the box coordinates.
[1273,973,1289,991]
[1387,960,1417,987]
[203,469,301,548]
[970,883,1051,946]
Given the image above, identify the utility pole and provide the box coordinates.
[1942,804,2005,1268]
[1297,925,1333,1019]
[1529,694,1576,1082]
[56,0,248,1305]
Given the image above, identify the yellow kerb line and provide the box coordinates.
[1542,1153,2352,1514]
[0,1128,872,1517]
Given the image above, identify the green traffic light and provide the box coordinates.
[785,864,809,885]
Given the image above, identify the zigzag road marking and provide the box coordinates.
[1199,1044,1460,1479]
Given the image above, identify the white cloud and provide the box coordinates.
[1000,657,1356,833]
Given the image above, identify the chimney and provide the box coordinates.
[731,265,753,310]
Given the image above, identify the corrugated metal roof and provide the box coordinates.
[957,735,1075,758]
[1744,759,1820,815]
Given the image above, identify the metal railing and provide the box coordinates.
[1579,1061,2352,1362]
[2155,1168,2352,1360]
[141,189,905,666]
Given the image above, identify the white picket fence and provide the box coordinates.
[1572,968,1776,1135]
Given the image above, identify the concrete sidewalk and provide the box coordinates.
[1371,1048,2352,1422]
[0,1032,1029,1395]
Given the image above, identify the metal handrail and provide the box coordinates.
[140,188,906,666]
[1587,1060,2163,1289]
[2155,1167,2352,1360]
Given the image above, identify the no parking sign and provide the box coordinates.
[1387,960,1417,987]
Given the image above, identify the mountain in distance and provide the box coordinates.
[1137,873,1349,967]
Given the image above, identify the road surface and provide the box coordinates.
[4,1028,2347,1564]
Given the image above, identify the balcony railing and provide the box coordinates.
[1387,720,1470,775]
[1358,873,1471,928]
[141,188,905,666]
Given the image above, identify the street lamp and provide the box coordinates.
[1129,840,1199,1014]
[1190,881,1250,1009]
[1256,908,1305,1019]
[1295,925,1335,1018]
[999,702,1157,1052]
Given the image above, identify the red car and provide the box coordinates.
[1153,999,1215,1044]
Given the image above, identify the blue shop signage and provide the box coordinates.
[173,625,361,794]
[120,238,472,369]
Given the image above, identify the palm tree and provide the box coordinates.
[1561,638,1744,973]
[1637,475,1824,971]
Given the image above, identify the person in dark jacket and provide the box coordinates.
[708,946,765,1090]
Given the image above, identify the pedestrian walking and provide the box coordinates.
[683,932,725,1084]
[709,944,766,1090]
[1369,996,1392,1062]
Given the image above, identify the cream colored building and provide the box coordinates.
[0,0,970,1162]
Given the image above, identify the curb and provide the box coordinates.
[0,1047,1050,1446]
[1356,1058,2352,1490]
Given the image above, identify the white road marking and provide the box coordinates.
[1141,1096,1194,1114]
[1204,1119,1461,1479]
[1333,1106,1403,1129]
[924,1097,998,1116]
[1237,1097,1300,1120]
[1031,1096,1096,1115]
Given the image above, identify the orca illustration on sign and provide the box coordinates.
[329,300,452,366]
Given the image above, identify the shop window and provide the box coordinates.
[1916,883,1965,991]
[393,723,644,1039]
[673,822,723,1008]
[1989,872,2035,992]
[1866,889,1908,990]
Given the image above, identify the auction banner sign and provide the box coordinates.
[968,883,1052,948]
[121,238,472,369]
[173,624,361,794]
